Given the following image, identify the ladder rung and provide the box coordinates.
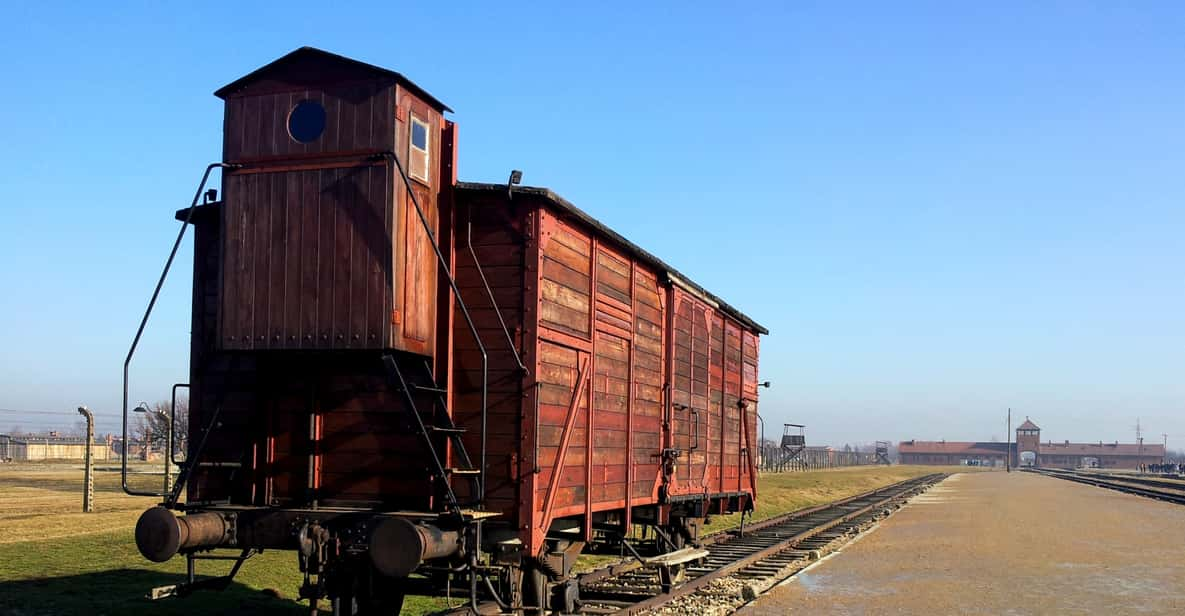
[427,425,467,434]
[411,383,448,395]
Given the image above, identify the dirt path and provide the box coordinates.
[739,470,1185,615]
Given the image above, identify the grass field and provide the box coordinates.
[0,462,976,615]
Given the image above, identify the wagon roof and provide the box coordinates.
[456,182,769,335]
[214,46,452,113]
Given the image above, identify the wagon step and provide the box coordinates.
[381,353,483,519]
[409,383,449,395]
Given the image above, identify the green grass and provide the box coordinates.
[0,463,974,614]
[0,464,445,616]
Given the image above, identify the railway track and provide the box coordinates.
[1062,470,1185,492]
[576,472,947,615]
[1027,468,1185,505]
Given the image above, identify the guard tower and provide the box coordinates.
[781,423,806,460]
[1016,418,1041,467]
[875,441,892,465]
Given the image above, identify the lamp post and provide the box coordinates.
[755,412,765,472]
[134,402,170,493]
[77,406,94,512]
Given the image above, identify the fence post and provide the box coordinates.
[77,406,94,513]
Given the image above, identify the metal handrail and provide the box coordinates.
[170,382,189,466]
[384,355,464,519]
[122,163,236,497]
[466,202,526,372]
[376,151,490,505]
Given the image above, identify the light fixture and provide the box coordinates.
[507,169,523,199]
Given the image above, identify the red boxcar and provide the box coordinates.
[452,184,765,557]
[127,48,766,614]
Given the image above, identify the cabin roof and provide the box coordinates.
[214,47,452,112]
[456,182,769,335]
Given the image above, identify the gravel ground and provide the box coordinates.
[738,471,1185,615]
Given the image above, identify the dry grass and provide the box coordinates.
[0,464,164,544]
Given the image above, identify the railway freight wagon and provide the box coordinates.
[126,48,767,615]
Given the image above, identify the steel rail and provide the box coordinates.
[1052,469,1185,492]
[578,473,946,614]
[1027,468,1185,505]
[577,472,941,588]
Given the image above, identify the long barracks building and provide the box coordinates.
[898,419,1164,470]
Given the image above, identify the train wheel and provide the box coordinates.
[526,568,548,615]
[331,588,405,615]
[659,524,685,552]
[331,565,405,615]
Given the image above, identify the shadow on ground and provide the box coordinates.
[0,569,306,616]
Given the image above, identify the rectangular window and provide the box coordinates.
[409,115,430,184]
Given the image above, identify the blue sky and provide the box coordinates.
[0,2,1181,447]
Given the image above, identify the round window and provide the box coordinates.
[287,100,326,143]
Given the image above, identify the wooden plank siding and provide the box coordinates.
[217,63,445,356]
[667,287,755,498]
[222,80,395,164]
[451,194,530,517]
[189,51,456,509]
[221,165,393,351]
[631,267,665,501]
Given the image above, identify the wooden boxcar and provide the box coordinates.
[127,47,766,615]
[451,184,766,557]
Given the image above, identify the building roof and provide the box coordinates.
[1037,441,1165,457]
[898,439,1165,458]
[456,182,769,335]
[1017,418,1040,431]
[214,47,452,112]
[898,441,1011,456]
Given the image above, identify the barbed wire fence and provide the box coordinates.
[758,442,881,472]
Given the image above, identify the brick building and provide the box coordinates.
[898,418,1164,469]
[0,433,114,462]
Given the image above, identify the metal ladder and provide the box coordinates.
[376,149,525,513]
[382,354,481,516]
